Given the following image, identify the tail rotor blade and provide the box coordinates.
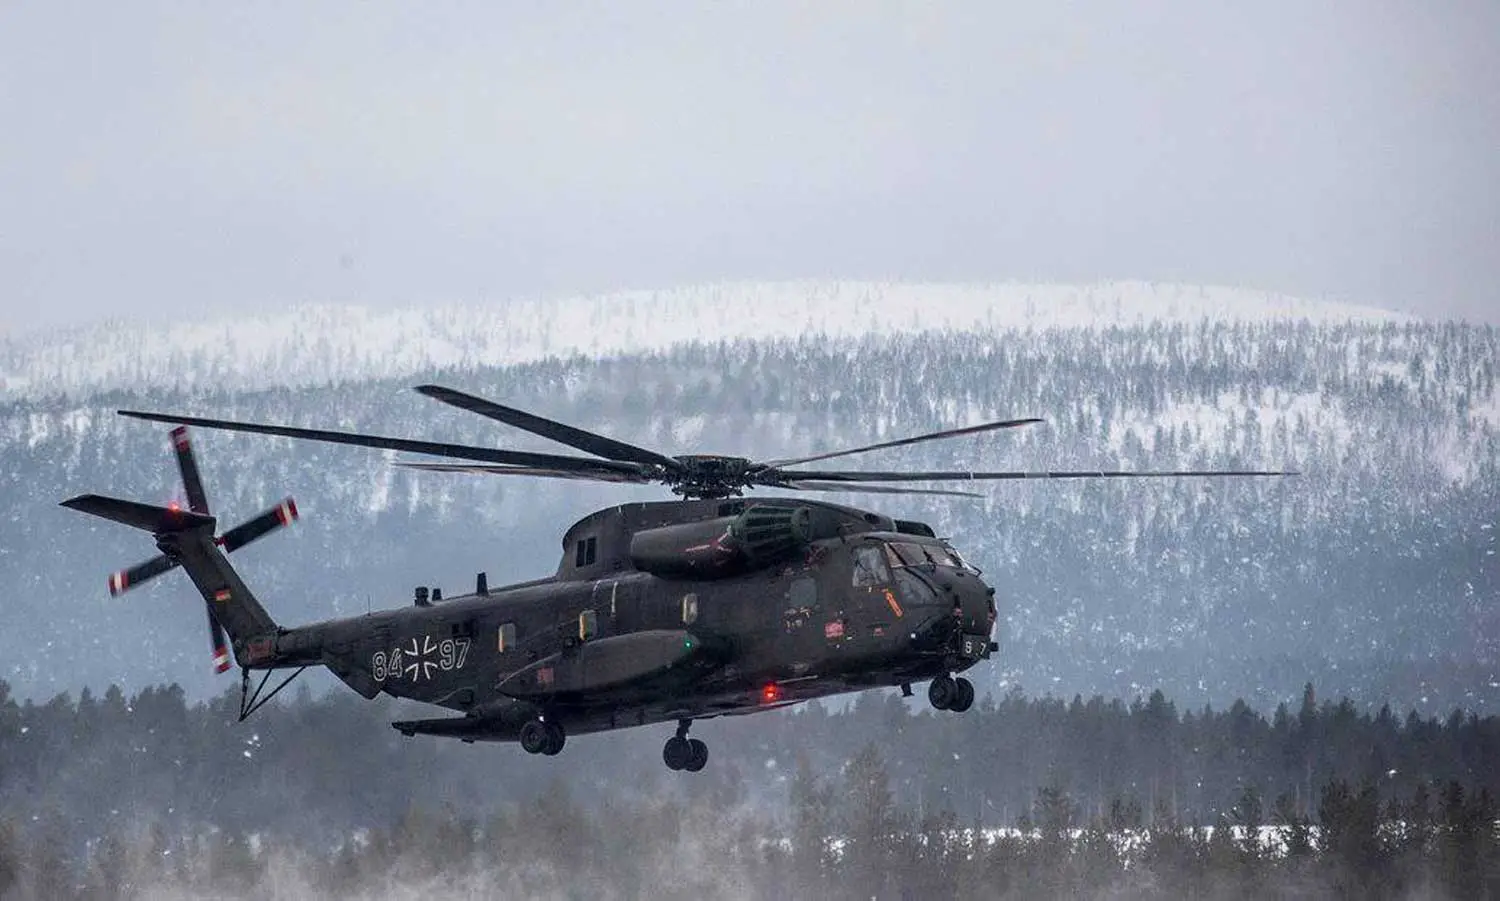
[218,498,299,554]
[206,605,231,673]
[171,427,211,514]
[108,554,178,596]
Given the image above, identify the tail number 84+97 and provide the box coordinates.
[372,636,471,682]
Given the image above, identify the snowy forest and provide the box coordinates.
[0,680,1496,899]
[2,313,1496,713]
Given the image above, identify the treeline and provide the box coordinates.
[2,745,1497,900]
[2,678,1496,847]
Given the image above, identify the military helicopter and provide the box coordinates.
[60,385,1291,771]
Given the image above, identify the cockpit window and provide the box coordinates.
[852,545,891,587]
[947,545,982,574]
[887,541,973,571]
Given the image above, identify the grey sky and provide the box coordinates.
[2,1,1496,334]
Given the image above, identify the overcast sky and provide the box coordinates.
[2,2,1496,334]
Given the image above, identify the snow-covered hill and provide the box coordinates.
[0,280,1413,400]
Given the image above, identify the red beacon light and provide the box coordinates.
[761,683,781,704]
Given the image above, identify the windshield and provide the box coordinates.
[885,540,981,574]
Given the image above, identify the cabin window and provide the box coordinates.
[498,622,516,652]
[852,545,891,587]
[682,593,698,625]
[575,536,598,567]
[450,619,475,639]
[579,609,598,641]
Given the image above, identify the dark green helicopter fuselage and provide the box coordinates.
[245,496,998,743]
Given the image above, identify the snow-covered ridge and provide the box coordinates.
[0,280,1414,400]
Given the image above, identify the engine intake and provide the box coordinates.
[629,503,833,578]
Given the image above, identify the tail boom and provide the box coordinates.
[62,492,283,667]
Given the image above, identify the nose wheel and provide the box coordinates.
[520,718,566,756]
[928,675,975,712]
[662,719,708,772]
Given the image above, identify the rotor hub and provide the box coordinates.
[668,455,755,499]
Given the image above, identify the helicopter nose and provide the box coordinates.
[923,566,993,637]
[957,579,996,638]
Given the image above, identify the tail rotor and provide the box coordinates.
[107,426,298,673]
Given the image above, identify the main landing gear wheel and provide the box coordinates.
[928,675,975,712]
[521,719,566,755]
[952,677,975,712]
[663,719,708,772]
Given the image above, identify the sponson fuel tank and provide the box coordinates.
[628,503,840,578]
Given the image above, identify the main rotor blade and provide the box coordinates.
[415,385,683,471]
[780,480,984,498]
[773,468,1299,483]
[394,462,655,484]
[170,427,210,514]
[117,410,650,477]
[761,417,1045,468]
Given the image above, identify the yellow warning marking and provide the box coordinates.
[884,589,903,618]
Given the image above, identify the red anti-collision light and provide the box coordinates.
[761,683,781,704]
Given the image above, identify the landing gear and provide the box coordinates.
[954,678,975,712]
[662,719,708,772]
[928,675,975,713]
[520,718,566,756]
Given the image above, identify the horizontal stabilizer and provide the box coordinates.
[61,494,215,534]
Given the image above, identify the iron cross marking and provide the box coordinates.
[404,635,439,681]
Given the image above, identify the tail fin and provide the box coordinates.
[61,428,299,672]
[62,491,281,653]
[62,494,214,534]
